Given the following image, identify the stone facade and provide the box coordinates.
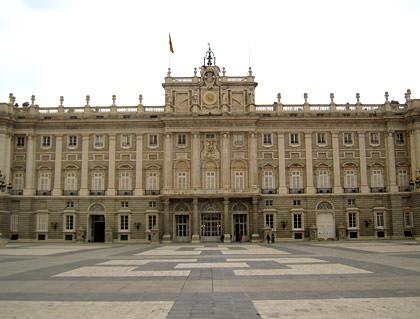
[1,48,420,243]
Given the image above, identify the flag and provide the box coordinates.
[169,33,174,53]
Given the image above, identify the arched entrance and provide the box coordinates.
[316,201,335,240]
[232,202,248,242]
[200,203,222,242]
[88,203,105,242]
[173,204,190,243]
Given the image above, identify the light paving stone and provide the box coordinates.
[175,262,249,269]
[252,297,420,319]
[226,258,327,263]
[234,264,372,276]
[221,248,289,255]
[0,245,109,256]
[98,259,198,265]
[53,266,191,277]
[0,301,173,319]
[135,250,202,256]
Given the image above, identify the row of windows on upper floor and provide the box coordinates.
[11,168,412,194]
[13,132,407,149]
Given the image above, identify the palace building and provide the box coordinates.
[0,47,420,243]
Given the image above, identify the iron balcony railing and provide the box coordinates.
[316,188,332,193]
[261,188,278,194]
[344,187,359,193]
[289,188,305,194]
[117,190,133,195]
[370,187,387,193]
[144,190,160,195]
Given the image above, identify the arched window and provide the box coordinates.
[317,201,333,210]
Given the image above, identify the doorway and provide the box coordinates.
[200,212,221,242]
[174,214,190,243]
[233,214,247,242]
[90,215,105,242]
[317,213,335,240]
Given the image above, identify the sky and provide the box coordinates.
[0,0,419,107]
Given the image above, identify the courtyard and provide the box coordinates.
[0,240,420,318]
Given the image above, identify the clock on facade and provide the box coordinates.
[203,91,218,105]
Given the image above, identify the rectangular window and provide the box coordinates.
[65,215,74,231]
[234,134,243,146]
[14,173,24,190]
[234,171,244,189]
[370,133,379,145]
[17,136,25,147]
[265,214,274,229]
[318,170,329,188]
[317,133,326,145]
[175,215,189,237]
[95,135,104,148]
[398,169,408,186]
[11,215,19,232]
[291,171,302,189]
[64,173,77,191]
[36,214,48,232]
[177,134,186,146]
[177,172,187,189]
[344,133,353,145]
[263,134,272,146]
[119,172,131,190]
[92,172,104,190]
[120,215,129,230]
[376,212,384,228]
[293,214,302,230]
[348,199,355,206]
[42,136,51,147]
[121,135,131,147]
[344,170,357,188]
[396,132,405,145]
[371,170,383,187]
[206,171,216,189]
[290,133,299,145]
[404,212,413,227]
[66,201,74,208]
[121,201,129,208]
[348,212,357,228]
[265,200,273,207]
[38,172,50,191]
[149,135,158,146]
[68,136,77,147]
[148,215,157,230]
[149,201,157,208]
[146,172,158,190]
[263,171,274,189]
[293,199,301,206]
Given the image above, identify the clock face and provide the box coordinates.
[203,91,218,105]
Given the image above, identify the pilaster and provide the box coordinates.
[163,133,172,190]
[134,134,144,195]
[358,132,369,193]
[223,197,231,241]
[221,133,230,189]
[24,134,35,195]
[162,198,171,242]
[304,132,315,194]
[107,134,116,196]
[79,134,89,196]
[192,197,200,242]
[191,132,201,189]
[248,132,257,189]
[277,132,287,194]
[386,131,398,192]
[332,131,342,193]
[52,135,63,196]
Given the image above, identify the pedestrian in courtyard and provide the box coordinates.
[221,234,224,243]
[266,234,270,244]
[271,233,275,243]
[239,234,242,243]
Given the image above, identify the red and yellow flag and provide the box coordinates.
[169,33,174,53]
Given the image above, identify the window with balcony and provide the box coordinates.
[398,169,409,191]
[146,172,159,191]
[344,169,358,192]
[91,172,104,192]
[289,170,303,193]
[38,172,50,192]
[13,173,24,191]
[118,172,132,194]
[317,169,331,192]
[206,171,216,189]
[177,171,187,189]
[234,171,245,190]
[64,173,77,194]
[371,169,385,192]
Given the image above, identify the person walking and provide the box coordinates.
[266,234,270,244]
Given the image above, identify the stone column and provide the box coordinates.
[415,130,420,176]
[358,132,369,193]
[332,131,342,193]
[221,133,231,190]
[192,197,200,242]
[80,134,89,196]
[223,197,231,242]
[107,134,116,196]
[304,132,315,194]
[409,131,417,180]
[191,132,201,189]
[0,132,11,184]
[386,131,398,192]
[52,135,63,196]
[134,134,144,195]
[162,198,171,242]
[251,196,259,241]
[277,132,287,194]
[248,132,257,189]
[163,133,172,190]
[24,134,35,195]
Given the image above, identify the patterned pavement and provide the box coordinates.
[1,240,420,318]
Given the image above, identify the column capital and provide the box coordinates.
[192,131,200,137]
[331,130,340,136]
[387,130,395,136]
[136,133,144,140]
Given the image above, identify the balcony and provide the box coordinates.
[63,190,79,196]
[370,187,387,193]
[344,187,359,193]
[117,190,133,195]
[144,190,160,195]
[90,190,106,195]
[316,188,332,193]
[36,190,51,196]
[10,190,23,195]
[289,188,305,194]
[398,186,411,192]
[261,188,278,194]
